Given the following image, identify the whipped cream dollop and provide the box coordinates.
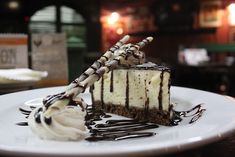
[28,105,89,141]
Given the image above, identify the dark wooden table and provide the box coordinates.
[164,132,235,157]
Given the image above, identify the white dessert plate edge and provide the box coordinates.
[0,86,235,157]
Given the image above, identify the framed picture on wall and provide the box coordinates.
[199,1,223,28]
[229,28,235,43]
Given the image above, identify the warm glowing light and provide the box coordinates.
[107,12,120,25]
[228,3,235,25]
[116,28,123,35]
[228,3,235,12]
[8,1,19,10]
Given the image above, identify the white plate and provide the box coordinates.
[0,86,235,157]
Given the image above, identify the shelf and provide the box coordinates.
[129,28,216,37]
[195,43,235,53]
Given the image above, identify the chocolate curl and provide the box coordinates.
[64,37,153,98]
[67,35,130,90]
[137,37,153,48]
[133,36,153,64]
[118,36,153,65]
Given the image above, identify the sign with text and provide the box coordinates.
[31,33,68,85]
[0,34,28,68]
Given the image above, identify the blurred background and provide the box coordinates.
[0,0,234,96]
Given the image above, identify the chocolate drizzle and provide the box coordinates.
[86,132,155,141]
[34,107,43,123]
[158,71,164,110]
[42,91,84,111]
[85,110,158,141]
[19,107,31,116]
[125,71,129,109]
[90,85,95,104]
[16,107,33,126]
[91,123,158,134]
[43,92,66,109]
[117,63,171,72]
[84,103,206,141]
[171,104,206,126]
[101,77,104,108]
[16,122,28,126]
[110,70,114,92]
[144,80,149,118]
[17,101,206,142]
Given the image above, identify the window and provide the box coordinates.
[29,5,86,48]
[31,6,56,22]
[61,6,84,23]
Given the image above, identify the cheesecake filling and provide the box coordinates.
[91,62,172,125]
[92,66,170,111]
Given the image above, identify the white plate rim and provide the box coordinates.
[0,86,235,157]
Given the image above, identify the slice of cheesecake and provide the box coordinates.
[90,62,173,125]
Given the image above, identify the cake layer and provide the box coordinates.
[90,63,172,125]
[93,102,172,125]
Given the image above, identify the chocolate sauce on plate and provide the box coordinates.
[17,102,206,141]
[171,104,206,126]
